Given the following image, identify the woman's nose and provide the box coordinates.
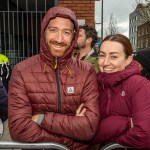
[103,57,110,65]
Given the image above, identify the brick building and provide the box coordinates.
[59,0,95,27]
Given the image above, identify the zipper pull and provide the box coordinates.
[54,57,58,70]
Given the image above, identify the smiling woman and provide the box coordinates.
[98,34,133,73]
[91,34,150,149]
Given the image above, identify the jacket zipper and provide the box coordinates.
[106,88,111,115]
[54,57,61,113]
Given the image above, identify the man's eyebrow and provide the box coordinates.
[63,28,73,31]
[47,26,73,31]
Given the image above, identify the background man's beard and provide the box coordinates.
[74,43,79,49]
[74,43,86,50]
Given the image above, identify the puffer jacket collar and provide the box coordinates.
[97,61,141,88]
[39,6,79,69]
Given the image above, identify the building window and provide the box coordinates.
[129,28,131,34]
[138,40,140,48]
[146,26,148,34]
[138,30,140,36]
[146,38,148,47]
[134,37,136,45]
[130,19,132,24]
[135,26,137,32]
[132,27,134,33]
[141,39,144,48]
[142,28,144,36]
[132,37,134,45]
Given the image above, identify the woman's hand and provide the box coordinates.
[32,114,39,123]
[76,103,86,116]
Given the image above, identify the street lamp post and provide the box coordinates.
[95,0,103,40]
[101,0,103,40]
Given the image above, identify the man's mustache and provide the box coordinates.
[49,40,67,47]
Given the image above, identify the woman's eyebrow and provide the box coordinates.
[109,52,119,55]
[99,51,105,54]
[99,51,119,55]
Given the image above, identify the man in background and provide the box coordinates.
[133,48,150,80]
[0,53,11,91]
[0,80,8,123]
[74,25,99,73]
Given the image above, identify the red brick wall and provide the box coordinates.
[58,0,95,28]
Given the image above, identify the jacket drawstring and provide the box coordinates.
[44,63,47,73]
[65,65,73,78]
[43,58,73,78]
[44,58,58,73]
[54,57,58,70]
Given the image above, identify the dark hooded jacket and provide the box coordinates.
[133,48,150,80]
[8,6,100,150]
[0,80,8,122]
[92,61,150,149]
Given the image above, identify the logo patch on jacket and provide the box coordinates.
[67,87,74,94]
[121,91,125,96]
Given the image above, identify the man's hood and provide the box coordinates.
[40,6,79,66]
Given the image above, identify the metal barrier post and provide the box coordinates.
[0,141,70,150]
[101,142,132,150]
[0,119,3,139]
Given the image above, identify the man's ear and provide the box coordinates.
[86,37,92,44]
[126,55,133,66]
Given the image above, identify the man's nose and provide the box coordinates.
[55,31,63,42]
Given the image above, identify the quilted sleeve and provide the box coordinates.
[92,115,131,144]
[112,78,150,148]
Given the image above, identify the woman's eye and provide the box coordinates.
[99,54,105,58]
[111,56,117,59]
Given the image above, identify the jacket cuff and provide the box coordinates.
[37,114,44,125]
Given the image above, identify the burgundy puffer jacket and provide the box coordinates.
[8,6,100,150]
[93,61,150,149]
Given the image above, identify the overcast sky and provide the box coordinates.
[95,0,137,38]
